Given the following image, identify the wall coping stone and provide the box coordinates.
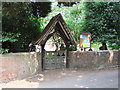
[1,52,37,56]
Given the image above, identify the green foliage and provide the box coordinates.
[42,2,86,42]
[28,15,47,32]
[81,2,120,49]
[0,32,20,53]
[45,2,120,50]
[2,2,43,52]
[0,48,9,54]
[2,2,120,53]
[68,45,77,51]
[1,32,20,42]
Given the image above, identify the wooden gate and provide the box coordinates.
[31,14,77,71]
[44,51,66,70]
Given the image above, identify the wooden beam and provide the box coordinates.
[41,44,45,71]
[35,15,59,45]
[58,21,70,39]
[32,13,77,46]
[58,16,77,45]
[55,23,70,46]
[66,44,70,68]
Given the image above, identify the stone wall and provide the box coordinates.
[0,52,41,82]
[68,50,118,69]
[0,50,119,82]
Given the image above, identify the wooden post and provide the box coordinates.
[66,44,70,68]
[41,44,45,71]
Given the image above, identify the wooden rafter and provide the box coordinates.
[32,13,77,46]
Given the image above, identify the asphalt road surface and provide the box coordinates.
[1,68,119,88]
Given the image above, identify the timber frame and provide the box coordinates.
[32,13,77,70]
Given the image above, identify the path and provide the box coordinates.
[0,68,119,88]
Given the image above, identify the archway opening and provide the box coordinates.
[44,32,66,51]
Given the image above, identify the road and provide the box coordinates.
[1,68,119,88]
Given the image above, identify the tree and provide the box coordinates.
[44,1,120,49]
[1,32,20,53]
[42,2,85,42]
[2,2,34,52]
[81,2,120,49]
[31,2,51,17]
[2,2,51,52]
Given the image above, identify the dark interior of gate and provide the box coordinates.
[32,13,77,71]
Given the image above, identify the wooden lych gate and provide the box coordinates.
[32,13,77,71]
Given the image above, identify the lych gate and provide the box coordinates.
[32,13,77,71]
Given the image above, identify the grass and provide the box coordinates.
[91,43,101,51]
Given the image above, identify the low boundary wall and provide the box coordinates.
[0,52,41,82]
[0,50,119,82]
[68,50,119,69]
